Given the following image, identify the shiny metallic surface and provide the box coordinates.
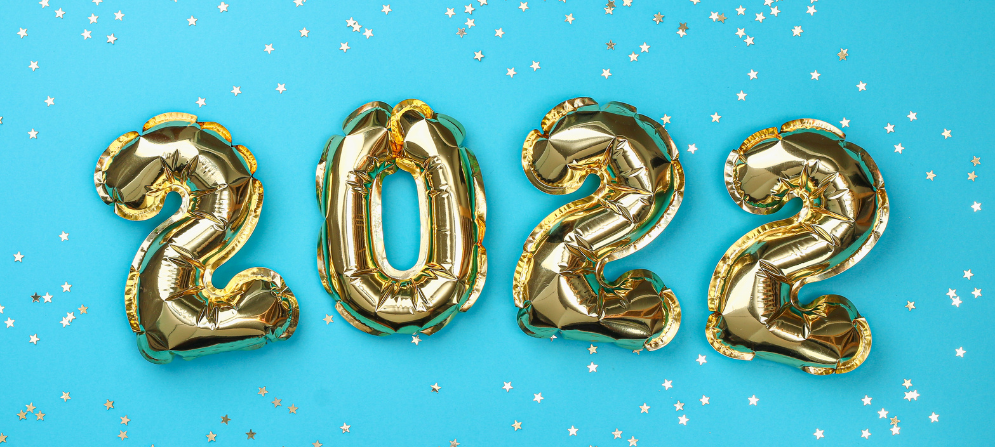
[317,100,487,336]
[706,119,889,374]
[513,98,683,351]
[94,113,299,364]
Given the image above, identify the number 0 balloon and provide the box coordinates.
[514,98,684,351]
[706,119,889,374]
[94,113,300,364]
[317,100,487,336]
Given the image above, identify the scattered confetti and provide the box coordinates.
[1,3,988,445]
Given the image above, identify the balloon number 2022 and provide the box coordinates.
[95,100,887,374]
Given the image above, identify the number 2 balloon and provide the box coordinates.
[94,113,300,364]
[317,100,487,336]
[513,98,684,351]
[706,119,889,374]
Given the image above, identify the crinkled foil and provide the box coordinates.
[316,100,487,335]
[513,98,683,351]
[706,118,889,374]
[94,113,299,364]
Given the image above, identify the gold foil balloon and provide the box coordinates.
[94,112,299,364]
[513,98,683,351]
[706,119,889,374]
[316,100,487,336]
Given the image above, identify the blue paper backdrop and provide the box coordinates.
[1,0,993,445]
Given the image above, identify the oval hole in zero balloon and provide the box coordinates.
[380,169,421,271]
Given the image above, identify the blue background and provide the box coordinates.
[2,0,992,445]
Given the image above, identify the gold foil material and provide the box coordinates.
[316,100,487,335]
[707,119,888,374]
[513,98,684,351]
[94,113,299,364]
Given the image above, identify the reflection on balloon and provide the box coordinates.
[513,97,684,351]
[94,112,299,364]
[706,118,889,374]
[316,100,487,336]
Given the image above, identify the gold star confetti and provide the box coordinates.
[677,22,689,37]
[838,48,848,60]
